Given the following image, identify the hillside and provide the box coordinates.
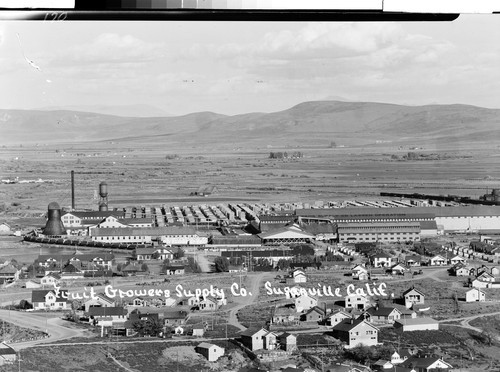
[2,101,500,146]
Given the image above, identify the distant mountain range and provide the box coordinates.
[35,104,174,118]
[2,101,500,146]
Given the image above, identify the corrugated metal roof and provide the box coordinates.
[91,226,197,237]
[63,211,125,219]
[420,220,438,230]
[88,306,127,316]
[297,205,500,218]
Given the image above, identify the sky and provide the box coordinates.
[0,15,499,116]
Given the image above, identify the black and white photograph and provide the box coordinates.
[1,7,500,372]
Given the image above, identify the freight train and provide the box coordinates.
[380,189,500,206]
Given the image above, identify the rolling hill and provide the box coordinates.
[2,101,499,146]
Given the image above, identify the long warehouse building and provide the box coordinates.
[295,205,500,235]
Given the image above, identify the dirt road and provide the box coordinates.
[227,271,273,331]
[0,309,88,351]
[440,310,500,339]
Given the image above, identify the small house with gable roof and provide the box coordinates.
[83,293,116,312]
[40,272,61,287]
[31,289,69,310]
[88,306,127,327]
[370,252,393,268]
[196,342,224,362]
[294,293,318,312]
[345,294,371,311]
[363,306,402,324]
[0,264,20,281]
[326,309,352,327]
[465,288,486,302]
[240,328,268,351]
[404,255,421,267]
[0,342,16,365]
[394,317,439,332]
[429,255,447,266]
[277,332,297,352]
[402,287,425,309]
[331,318,379,349]
[401,356,452,371]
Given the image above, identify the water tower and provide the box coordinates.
[98,181,108,211]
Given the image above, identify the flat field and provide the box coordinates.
[2,138,500,230]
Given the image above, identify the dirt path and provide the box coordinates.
[192,251,212,273]
[227,271,273,331]
[0,309,89,351]
[107,352,138,372]
[440,310,500,341]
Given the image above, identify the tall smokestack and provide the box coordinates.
[71,170,75,210]
[43,202,67,236]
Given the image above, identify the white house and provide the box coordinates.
[450,255,466,265]
[88,306,127,327]
[0,223,11,235]
[370,253,393,268]
[40,273,61,287]
[84,293,116,312]
[393,317,439,332]
[345,295,371,311]
[294,293,318,312]
[196,343,224,362]
[352,264,368,280]
[0,342,16,365]
[292,272,307,283]
[240,328,268,351]
[326,310,352,327]
[402,357,452,371]
[402,287,425,309]
[465,288,486,302]
[31,289,70,310]
[430,255,447,266]
[331,319,379,349]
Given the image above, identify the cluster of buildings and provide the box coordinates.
[266,278,454,371]
[29,286,226,338]
[33,198,500,253]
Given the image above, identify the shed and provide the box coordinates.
[465,288,486,302]
[0,342,16,365]
[195,342,224,362]
[393,317,439,332]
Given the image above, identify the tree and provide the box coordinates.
[141,263,149,272]
[186,257,202,273]
[482,329,494,346]
[174,248,184,260]
[213,257,229,272]
[453,292,460,314]
[276,259,291,271]
[133,318,163,337]
[18,299,32,310]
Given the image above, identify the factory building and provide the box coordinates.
[433,206,500,233]
[337,221,421,243]
[295,205,500,234]
[258,225,315,246]
[90,226,208,246]
[62,211,126,228]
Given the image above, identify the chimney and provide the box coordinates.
[42,202,67,236]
